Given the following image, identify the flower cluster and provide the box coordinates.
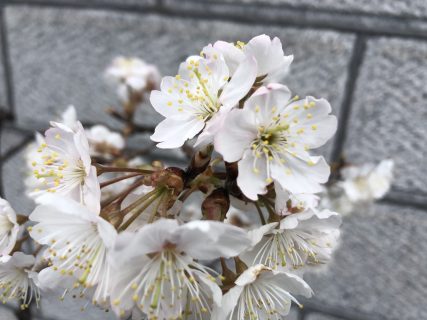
[320,159,394,215]
[0,35,393,319]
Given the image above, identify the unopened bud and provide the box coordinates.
[185,145,213,185]
[202,188,230,221]
[163,167,185,195]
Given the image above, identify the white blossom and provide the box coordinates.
[86,125,125,158]
[241,209,341,271]
[212,264,311,320]
[150,51,257,148]
[204,34,293,82]
[215,84,337,200]
[274,183,319,216]
[340,159,394,202]
[0,198,19,256]
[106,56,160,100]
[28,121,101,213]
[0,252,40,309]
[109,219,250,319]
[29,194,117,306]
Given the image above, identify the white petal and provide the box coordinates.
[285,97,337,149]
[115,219,179,262]
[271,155,330,194]
[272,270,312,298]
[219,56,257,108]
[213,41,245,74]
[151,116,205,149]
[177,221,250,260]
[214,109,257,162]
[82,166,101,214]
[244,84,292,126]
[212,285,243,320]
[244,35,293,79]
[237,151,269,200]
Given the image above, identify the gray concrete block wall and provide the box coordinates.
[305,203,427,320]
[0,16,8,110]
[345,38,427,195]
[0,1,426,320]
[201,0,427,18]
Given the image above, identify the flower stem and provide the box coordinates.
[100,173,143,189]
[95,163,153,176]
[118,190,161,231]
[254,202,267,225]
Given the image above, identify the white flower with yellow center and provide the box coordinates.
[0,198,19,256]
[212,264,311,320]
[340,159,394,202]
[203,34,293,82]
[0,252,41,309]
[28,121,101,213]
[29,194,117,306]
[215,84,337,200]
[150,51,257,149]
[109,219,250,319]
[106,56,161,100]
[241,209,341,271]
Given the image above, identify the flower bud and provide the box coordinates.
[185,145,213,185]
[202,188,230,221]
[155,167,185,196]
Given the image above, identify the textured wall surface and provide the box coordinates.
[0,0,426,320]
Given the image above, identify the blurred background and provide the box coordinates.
[0,0,426,319]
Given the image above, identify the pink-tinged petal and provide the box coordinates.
[176,221,250,260]
[219,56,257,108]
[151,116,205,149]
[271,155,330,194]
[214,109,257,162]
[237,150,269,200]
[244,84,292,126]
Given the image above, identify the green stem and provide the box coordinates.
[254,202,266,225]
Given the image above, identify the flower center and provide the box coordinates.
[250,124,290,183]
[32,143,86,194]
[252,229,321,270]
[114,249,216,319]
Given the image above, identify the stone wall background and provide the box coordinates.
[0,0,426,319]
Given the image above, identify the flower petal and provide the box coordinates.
[151,116,205,149]
[176,221,250,260]
[214,109,257,162]
[220,56,257,108]
[237,150,269,200]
